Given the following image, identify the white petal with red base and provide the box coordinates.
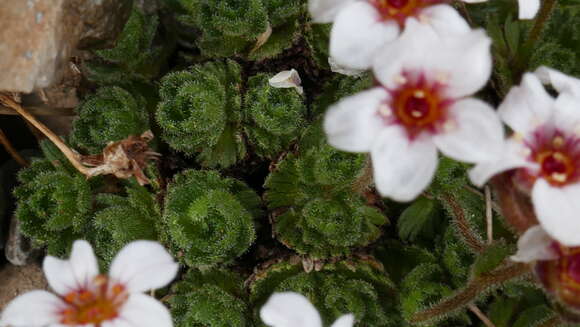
[324,87,389,152]
[533,180,580,247]
[371,126,438,202]
[433,98,504,163]
[115,293,173,327]
[511,225,559,263]
[330,1,399,70]
[0,290,65,327]
[43,239,99,295]
[308,0,356,23]
[260,292,323,327]
[109,240,179,293]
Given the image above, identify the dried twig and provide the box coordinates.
[0,128,29,167]
[468,304,496,327]
[485,185,493,244]
[0,93,90,175]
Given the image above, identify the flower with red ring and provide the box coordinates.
[324,21,502,202]
[0,240,179,327]
[470,67,580,246]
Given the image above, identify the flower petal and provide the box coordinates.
[0,290,65,326]
[552,92,580,132]
[331,314,355,327]
[511,225,559,263]
[330,1,399,70]
[43,239,99,295]
[373,19,491,98]
[324,87,389,152]
[498,73,554,135]
[421,4,470,36]
[117,293,173,327]
[109,241,178,293]
[533,180,580,246]
[371,126,438,202]
[308,0,355,23]
[433,98,504,163]
[518,0,540,19]
[329,56,365,77]
[535,66,580,98]
[260,292,322,327]
[468,137,533,187]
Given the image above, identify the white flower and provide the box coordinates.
[470,67,580,246]
[511,225,559,263]
[308,0,473,71]
[269,69,304,95]
[459,0,540,19]
[324,20,503,202]
[260,292,354,327]
[0,240,178,327]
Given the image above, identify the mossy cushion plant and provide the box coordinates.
[171,269,254,327]
[162,170,261,268]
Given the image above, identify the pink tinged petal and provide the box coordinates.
[532,180,580,247]
[323,87,389,152]
[371,126,438,202]
[433,98,504,163]
[43,239,99,295]
[308,0,355,23]
[260,292,322,327]
[117,294,173,327]
[518,0,540,19]
[328,56,365,77]
[511,225,559,263]
[468,138,533,187]
[109,241,178,293]
[535,66,580,98]
[421,5,470,36]
[0,290,65,327]
[498,73,554,135]
[330,1,400,70]
[331,314,355,327]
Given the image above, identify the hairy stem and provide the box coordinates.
[443,193,486,253]
[0,94,90,175]
[411,263,531,323]
[351,156,373,195]
[485,186,493,244]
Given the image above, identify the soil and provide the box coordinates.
[0,263,49,312]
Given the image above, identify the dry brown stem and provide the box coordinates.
[0,128,29,167]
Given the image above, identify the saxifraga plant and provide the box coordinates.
[264,123,387,258]
[170,269,254,327]
[162,170,261,268]
[71,86,150,154]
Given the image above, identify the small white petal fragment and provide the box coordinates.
[117,293,173,327]
[518,0,540,19]
[324,87,389,152]
[260,292,323,327]
[533,181,580,247]
[0,290,64,327]
[535,66,580,98]
[43,239,99,295]
[433,98,504,163]
[331,314,355,327]
[269,69,304,95]
[109,240,178,293]
[328,56,365,77]
[511,225,559,263]
[371,127,439,202]
[308,0,355,23]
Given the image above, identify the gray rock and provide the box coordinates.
[0,0,132,93]
[5,217,38,266]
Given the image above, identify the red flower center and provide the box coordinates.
[379,72,452,139]
[60,275,128,326]
[369,0,448,26]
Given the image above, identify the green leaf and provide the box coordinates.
[472,242,511,277]
[398,197,439,242]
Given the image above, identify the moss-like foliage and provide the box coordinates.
[156,60,245,168]
[250,257,398,326]
[86,8,171,84]
[163,170,261,267]
[264,123,387,258]
[171,269,254,327]
[71,86,149,153]
[93,182,161,262]
[13,145,100,256]
[243,73,306,158]
[177,0,304,59]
